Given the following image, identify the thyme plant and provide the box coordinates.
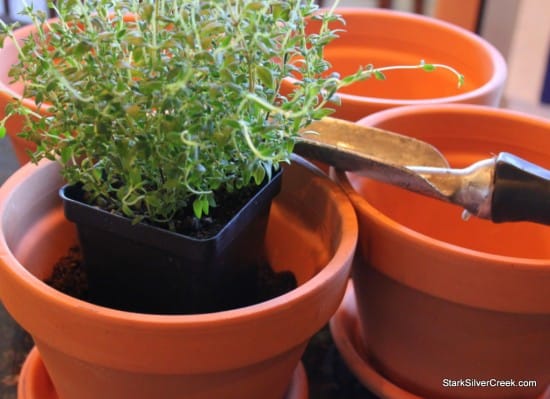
[0,0,462,228]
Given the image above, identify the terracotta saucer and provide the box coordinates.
[330,283,550,399]
[18,347,309,399]
[329,282,424,399]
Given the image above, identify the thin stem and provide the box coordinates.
[361,61,465,88]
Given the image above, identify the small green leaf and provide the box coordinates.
[252,164,266,185]
[207,195,216,208]
[142,3,154,21]
[121,203,133,217]
[60,146,73,164]
[422,63,436,72]
[125,104,141,116]
[124,30,144,46]
[311,107,334,120]
[458,74,465,88]
[192,197,210,219]
[201,198,210,216]
[245,1,264,11]
[374,70,386,80]
[192,198,204,219]
[128,169,142,186]
[256,65,274,90]
[73,41,92,57]
[0,33,7,48]
[92,168,103,183]
[0,126,6,139]
[116,187,127,201]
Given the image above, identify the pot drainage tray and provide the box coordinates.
[330,284,550,399]
[329,282,423,399]
[18,347,309,399]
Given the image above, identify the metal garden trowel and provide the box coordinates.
[295,117,550,225]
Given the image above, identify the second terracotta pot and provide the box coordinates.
[335,104,550,399]
[282,8,506,122]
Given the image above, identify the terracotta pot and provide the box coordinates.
[333,104,550,399]
[0,23,42,165]
[282,8,506,122]
[0,157,357,399]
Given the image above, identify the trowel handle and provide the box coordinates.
[491,152,550,225]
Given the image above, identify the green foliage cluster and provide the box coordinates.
[0,0,462,228]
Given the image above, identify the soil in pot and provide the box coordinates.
[45,245,297,314]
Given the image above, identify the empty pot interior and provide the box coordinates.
[306,10,498,100]
[350,108,550,259]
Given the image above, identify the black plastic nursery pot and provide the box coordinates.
[59,169,283,315]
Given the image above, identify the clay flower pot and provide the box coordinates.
[332,104,550,399]
[0,23,42,165]
[282,8,507,122]
[0,157,357,399]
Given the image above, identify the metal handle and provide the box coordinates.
[491,152,550,224]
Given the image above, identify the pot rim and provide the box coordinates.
[283,7,506,106]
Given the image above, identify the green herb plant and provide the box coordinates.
[0,0,463,230]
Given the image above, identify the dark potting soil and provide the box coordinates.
[45,247,89,300]
[169,183,266,238]
[83,175,275,239]
[44,246,297,313]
